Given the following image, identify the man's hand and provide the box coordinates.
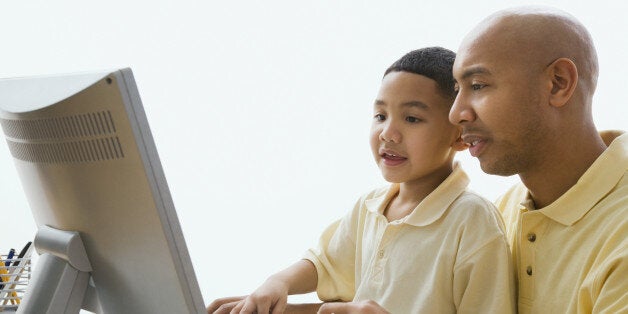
[317,300,389,314]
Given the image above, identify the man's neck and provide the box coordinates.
[519,132,607,209]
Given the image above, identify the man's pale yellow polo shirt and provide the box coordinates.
[304,165,516,313]
[496,133,628,313]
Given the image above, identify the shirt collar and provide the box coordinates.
[524,133,628,225]
[364,162,470,227]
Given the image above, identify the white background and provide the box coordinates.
[0,0,626,307]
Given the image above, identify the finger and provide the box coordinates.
[318,302,350,314]
[211,301,240,314]
[253,299,272,314]
[238,297,270,314]
[229,300,246,314]
[207,296,247,313]
[270,296,287,314]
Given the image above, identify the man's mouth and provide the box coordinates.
[462,135,487,157]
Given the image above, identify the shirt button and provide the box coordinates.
[526,266,533,276]
[378,250,384,258]
[527,233,536,242]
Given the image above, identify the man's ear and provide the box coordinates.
[547,58,578,108]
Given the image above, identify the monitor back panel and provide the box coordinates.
[0,69,205,313]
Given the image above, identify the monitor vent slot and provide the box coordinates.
[6,137,125,163]
[0,111,126,163]
[0,111,116,141]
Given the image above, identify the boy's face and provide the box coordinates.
[370,71,462,184]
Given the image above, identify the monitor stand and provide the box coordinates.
[18,225,101,314]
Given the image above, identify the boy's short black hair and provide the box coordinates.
[384,47,456,100]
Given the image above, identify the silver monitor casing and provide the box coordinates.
[0,68,205,313]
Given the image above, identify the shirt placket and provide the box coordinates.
[518,209,546,302]
[370,218,402,285]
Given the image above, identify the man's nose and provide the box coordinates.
[449,92,476,125]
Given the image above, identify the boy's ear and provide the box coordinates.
[547,58,578,108]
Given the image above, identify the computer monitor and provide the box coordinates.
[0,68,206,313]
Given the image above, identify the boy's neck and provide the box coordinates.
[384,163,454,222]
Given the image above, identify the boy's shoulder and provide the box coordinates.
[454,189,497,211]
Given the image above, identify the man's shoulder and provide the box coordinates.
[494,182,528,214]
[590,170,628,225]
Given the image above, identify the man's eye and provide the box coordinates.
[471,83,486,91]
[374,114,386,121]
[406,116,422,123]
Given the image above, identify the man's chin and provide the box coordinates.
[478,157,520,177]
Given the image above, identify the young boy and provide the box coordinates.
[208,47,515,314]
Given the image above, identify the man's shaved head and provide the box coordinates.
[458,6,598,104]
[450,6,605,181]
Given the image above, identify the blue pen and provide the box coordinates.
[5,248,15,267]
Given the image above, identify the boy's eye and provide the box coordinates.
[374,114,386,121]
[471,83,486,91]
[406,116,422,123]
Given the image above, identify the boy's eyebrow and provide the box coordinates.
[374,100,429,110]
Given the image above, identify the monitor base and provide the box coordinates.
[17,226,100,314]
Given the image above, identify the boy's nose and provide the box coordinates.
[379,122,401,143]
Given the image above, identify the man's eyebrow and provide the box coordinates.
[459,66,492,80]
[374,100,429,110]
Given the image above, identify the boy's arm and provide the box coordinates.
[317,300,390,314]
[453,235,516,313]
[207,259,317,314]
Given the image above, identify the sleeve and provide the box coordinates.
[587,242,628,313]
[302,198,363,302]
[452,199,517,314]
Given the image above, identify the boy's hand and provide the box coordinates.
[207,296,246,313]
[218,278,289,314]
[317,300,389,314]
[208,260,318,313]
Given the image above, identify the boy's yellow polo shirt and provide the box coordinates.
[304,164,516,313]
[496,133,628,313]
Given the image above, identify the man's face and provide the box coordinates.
[449,34,549,176]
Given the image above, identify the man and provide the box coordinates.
[449,6,626,313]
[318,6,626,314]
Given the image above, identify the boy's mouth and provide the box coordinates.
[380,149,407,166]
[382,152,405,160]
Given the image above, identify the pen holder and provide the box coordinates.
[0,254,32,312]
